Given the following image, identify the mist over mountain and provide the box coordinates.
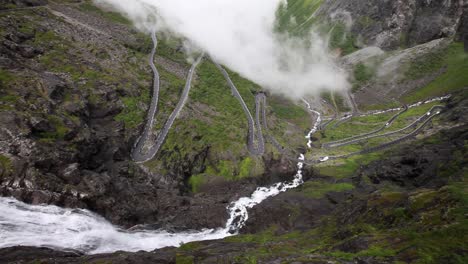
[95,0,349,99]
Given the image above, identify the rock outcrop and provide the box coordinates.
[318,0,465,50]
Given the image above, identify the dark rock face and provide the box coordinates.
[319,0,464,50]
[240,179,340,234]
[0,246,176,264]
[0,0,48,9]
[459,4,468,52]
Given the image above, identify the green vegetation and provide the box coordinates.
[114,94,149,128]
[298,181,354,198]
[188,174,206,193]
[79,1,132,25]
[275,0,324,34]
[320,91,350,113]
[38,115,70,142]
[352,63,375,92]
[269,96,309,130]
[34,30,60,44]
[208,176,467,263]
[328,22,357,56]
[403,42,468,102]
[0,69,14,87]
[239,157,254,178]
[0,155,12,174]
[316,152,382,178]
[327,246,397,261]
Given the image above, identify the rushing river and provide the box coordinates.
[0,103,321,254]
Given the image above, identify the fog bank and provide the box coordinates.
[95,0,349,99]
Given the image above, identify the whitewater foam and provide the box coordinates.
[0,103,322,255]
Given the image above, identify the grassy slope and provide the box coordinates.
[403,42,468,103]
[175,130,467,263]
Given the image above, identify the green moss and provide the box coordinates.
[38,115,70,142]
[0,95,19,103]
[0,155,12,173]
[18,21,34,34]
[179,242,201,251]
[188,174,206,193]
[298,182,354,198]
[226,228,276,244]
[34,30,60,44]
[409,190,439,212]
[3,3,17,9]
[239,157,254,178]
[175,254,194,264]
[328,246,396,261]
[0,69,14,87]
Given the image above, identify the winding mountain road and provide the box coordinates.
[214,61,265,156]
[131,30,203,163]
[311,106,444,163]
[322,104,409,148]
[319,99,337,130]
[324,105,443,149]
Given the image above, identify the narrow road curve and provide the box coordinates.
[322,104,409,148]
[319,98,337,130]
[312,106,444,163]
[214,61,264,155]
[324,105,443,149]
[132,30,203,163]
[258,93,293,155]
[131,30,160,162]
[344,107,443,157]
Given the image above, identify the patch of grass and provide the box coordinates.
[327,246,396,261]
[298,182,354,198]
[270,99,307,121]
[175,253,194,264]
[328,22,358,56]
[156,35,188,64]
[352,63,375,92]
[38,115,70,142]
[403,42,468,103]
[316,152,382,178]
[239,157,254,178]
[0,69,14,87]
[0,95,19,103]
[114,93,149,128]
[0,155,12,174]
[188,174,206,193]
[34,30,60,44]
[79,2,132,26]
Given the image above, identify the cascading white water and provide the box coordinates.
[303,99,322,148]
[0,104,322,255]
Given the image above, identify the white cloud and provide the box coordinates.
[95,0,349,99]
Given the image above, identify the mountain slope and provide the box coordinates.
[0,0,467,263]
